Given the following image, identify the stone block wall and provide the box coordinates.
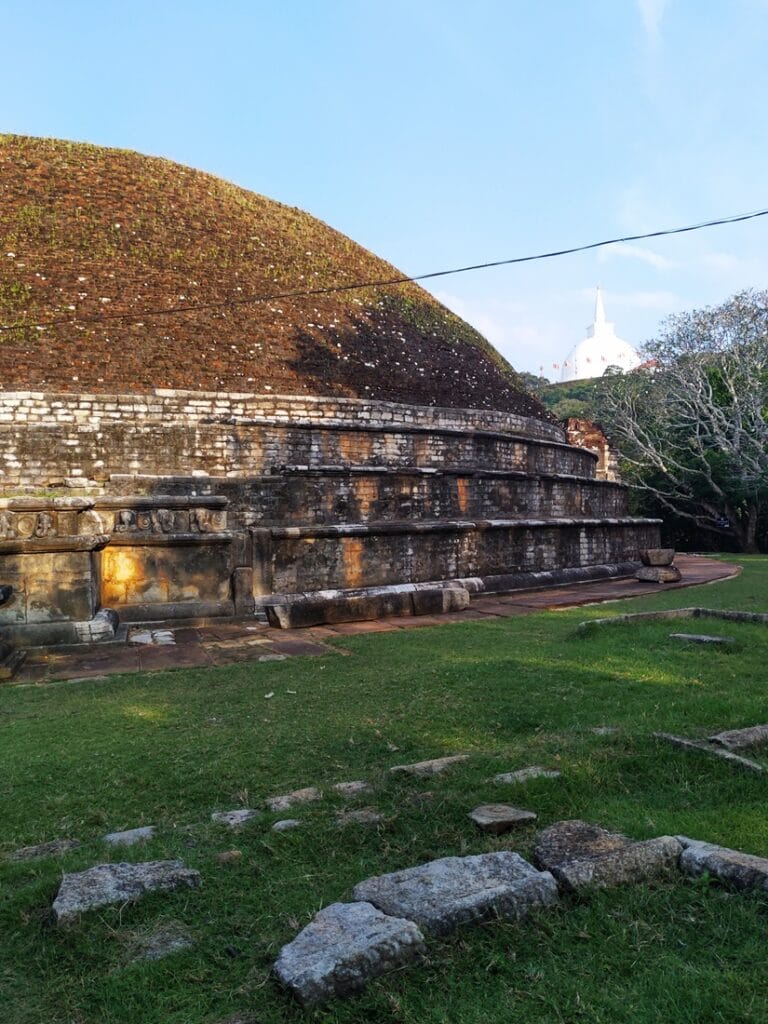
[0,389,661,640]
[258,519,661,596]
[0,389,566,489]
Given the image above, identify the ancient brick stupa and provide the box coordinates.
[0,137,659,643]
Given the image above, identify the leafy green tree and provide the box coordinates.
[550,397,590,420]
[599,290,768,553]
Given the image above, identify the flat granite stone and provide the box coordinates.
[352,851,558,937]
[389,754,469,777]
[211,809,262,828]
[103,825,156,847]
[274,901,426,1006]
[709,723,768,750]
[494,766,561,784]
[266,787,322,812]
[8,838,82,862]
[272,819,302,832]
[52,860,201,923]
[534,820,682,891]
[333,781,373,798]
[677,837,768,891]
[469,804,537,835]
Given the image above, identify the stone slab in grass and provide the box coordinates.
[709,724,768,750]
[653,732,764,773]
[130,921,195,961]
[669,632,734,645]
[53,860,201,923]
[211,809,262,828]
[677,837,768,891]
[389,754,468,777]
[352,852,558,937]
[469,804,537,835]
[266,787,322,812]
[333,780,373,798]
[335,807,384,827]
[103,825,156,847]
[272,819,302,832]
[274,901,426,1006]
[534,820,682,891]
[494,766,561,784]
[8,838,82,862]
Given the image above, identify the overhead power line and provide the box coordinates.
[2,206,768,333]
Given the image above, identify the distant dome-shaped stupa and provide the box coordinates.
[560,288,641,382]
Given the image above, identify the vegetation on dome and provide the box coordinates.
[0,135,549,419]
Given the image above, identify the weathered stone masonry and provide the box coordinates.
[0,389,660,641]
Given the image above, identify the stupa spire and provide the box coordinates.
[594,286,606,326]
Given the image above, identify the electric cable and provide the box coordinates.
[1,206,767,333]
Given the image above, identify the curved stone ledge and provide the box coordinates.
[257,562,645,614]
[1,388,565,442]
[1,389,577,490]
[108,532,233,547]
[266,517,661,540]
[0,534,109,555]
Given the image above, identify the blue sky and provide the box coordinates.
[3,0,768,377]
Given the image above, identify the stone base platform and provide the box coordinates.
[7,556,739,684]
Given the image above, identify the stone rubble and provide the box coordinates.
[352,852,558,937]
[332,780,373,798]
[669,632,733,645]
[469,804,537,835]
[533,820,681,891]
[274,901,426,1006]
[272,819,302,832]
[494,766,561,784]
[653,732,764,772]
[8,838,82,861]
[266,787,322,812]
[636,566,682,583]
[130,921,195,961]
[709,724,768,750]
[335,807,385,827]
[129,629,177,646]
[389,754,469,777]
[640,548,676,567]
[52,860,201,923]
[103,825,156,847]
[677,836,768,891]
[211,809,262,828]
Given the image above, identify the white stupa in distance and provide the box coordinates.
[560,288,641,382]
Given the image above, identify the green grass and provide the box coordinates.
[3,556,768,1022]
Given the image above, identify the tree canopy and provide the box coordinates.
[599,290,768,553]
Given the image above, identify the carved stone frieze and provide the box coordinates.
[0,511,13,539]
[190,508,227,533]
[112,506,226,535]
[2,511,59,540]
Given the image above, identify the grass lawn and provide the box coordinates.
[2,555,768,1023]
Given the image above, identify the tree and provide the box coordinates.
[598,290,768,553]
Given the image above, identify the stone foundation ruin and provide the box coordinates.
[0,387,660,644]
[0,137,661,647]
